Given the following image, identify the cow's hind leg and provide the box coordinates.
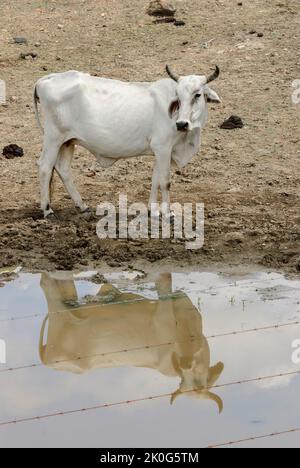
[39,136,62,218]
[55,142,89,213]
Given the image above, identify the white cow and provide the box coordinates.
[34,66,221,218]
[39,272,224,411]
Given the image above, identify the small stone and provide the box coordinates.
[57,24,63,29]
[174,20,185,27]
[13,36,28,45]
[224,232,244,245]
[20,52,38,60]
[147,0,176,18]
[86,170,96,178]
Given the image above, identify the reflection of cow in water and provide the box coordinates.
[40,273,224,412]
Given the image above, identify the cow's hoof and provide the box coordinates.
[45,212,58,222]
[148,209,161,219]
[163,211,176,225]
[78,205,91,213]
[81,208,95,220]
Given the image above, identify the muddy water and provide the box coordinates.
[0,270,300,448]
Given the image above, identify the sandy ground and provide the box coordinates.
[0,0,299,273]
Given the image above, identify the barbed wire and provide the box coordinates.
[0,370,299,428]
[207,427,300,448]
[1,275,298,325]
[0,296,148,324]
[1,320,300,375]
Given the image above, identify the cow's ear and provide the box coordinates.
[207,362,224,387]
[204,86,221,104]
[169,99,180,118]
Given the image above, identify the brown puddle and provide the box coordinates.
[0,270,300,447]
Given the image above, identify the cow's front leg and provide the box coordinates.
[154,149,172,219]
[148,162,160,217]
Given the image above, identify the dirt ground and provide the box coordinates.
[0,0,299,273]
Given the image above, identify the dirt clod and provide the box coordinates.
[220,115,244,129]
[147,0,176,17]
[20,52,37,60]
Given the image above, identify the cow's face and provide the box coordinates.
[167,66,221,132]
[170,352,224,413]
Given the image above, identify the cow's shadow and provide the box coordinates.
[39,273,224,412]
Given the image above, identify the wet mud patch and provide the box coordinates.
[0,203,299,273]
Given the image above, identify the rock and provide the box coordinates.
[224,232,244,245]
[174,20,186,27]
[153,17,176,24]
[13,36,28,45]
[147,0,176,18]
[220,115,244,129]
[86,170,96,178]
[20,52,38,60]
[2,144,24,159]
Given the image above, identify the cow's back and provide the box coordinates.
[36,71,157,157]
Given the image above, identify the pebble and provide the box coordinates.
[147,0,176,17]
[174,20,185,27]
[13,36,28,45]
[20,52,38,60]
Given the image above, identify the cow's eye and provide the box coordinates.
[195,93,202,99]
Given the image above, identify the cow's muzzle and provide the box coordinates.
[176,121,189,132]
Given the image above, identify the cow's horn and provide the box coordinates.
[206,65,220,84]
[170,389,182,405]
[206,391,224,414]
[166,65,179,83]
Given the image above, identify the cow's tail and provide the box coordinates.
[33,84,44,134]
